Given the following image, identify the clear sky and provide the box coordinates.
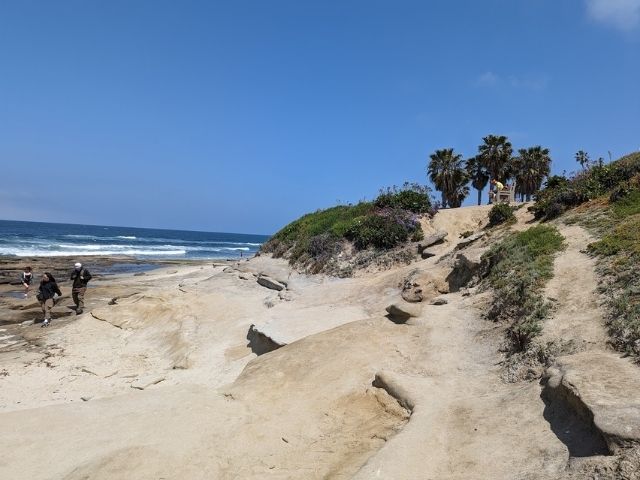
[1,0,638,234]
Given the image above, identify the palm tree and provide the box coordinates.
[478,135,513,184]
[512,146,552,201]
[450,181,470,208]
[428,148,470,208]
[575,150,590,170]
[465,155,489,206]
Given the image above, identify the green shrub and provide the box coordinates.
[488,203,516,226]
[411,228,425,242]
[346,215,405,250]
[587,215,640,257]
[269,202,374,247]
[545,175,570,189]
[374,182,433,214]
[482,225,565,351]
[611,188,640,218]
[531,152,640,220]
[345,209,422,250]
[261,186,429,273]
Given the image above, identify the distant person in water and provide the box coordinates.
[488,179,504,204]
[70,262,92,315]
[37,272,62,327]
[21,266,33,297]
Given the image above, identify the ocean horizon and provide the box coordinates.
[0,219,269,260]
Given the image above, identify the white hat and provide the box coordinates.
[74,262,82,269]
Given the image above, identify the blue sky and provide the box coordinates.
[1,0,638,234]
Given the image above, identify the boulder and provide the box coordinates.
[401,285,423,303]
[455,231,486,250]
[446,248,484,292]
[401,269,449,302]
[435,280,450,294]
[257,275,286,291]
[421,250,436,259]
[401,270,425,303]
[417,231,448,254]
[544,352,640,454]
[385,303,423,323]
[430,297,448,305]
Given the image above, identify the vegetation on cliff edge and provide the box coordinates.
[261,183,433,274]
[481,225,565,352]
[531,152,640,221]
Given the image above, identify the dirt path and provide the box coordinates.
[541,224,609,350]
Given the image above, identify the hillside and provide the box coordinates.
[260,183,433,276]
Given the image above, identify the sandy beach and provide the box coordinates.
[1,206,639,479]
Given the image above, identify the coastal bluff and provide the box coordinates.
[1,205,639,479]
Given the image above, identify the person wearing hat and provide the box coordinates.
[70,262,92,315]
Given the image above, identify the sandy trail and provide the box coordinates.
[541,224,609,349]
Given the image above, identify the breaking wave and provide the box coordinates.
[0,220,268,259]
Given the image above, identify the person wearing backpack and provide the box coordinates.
[70,262,92,315]
[21,266,33,297]
[37,272,62,327]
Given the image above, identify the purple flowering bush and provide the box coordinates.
[346,207,423,250]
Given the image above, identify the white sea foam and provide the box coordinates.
[57,243,186,251]
[58,244,109,250]
[1,223,265,259]
[1,243,254,256]
[0,247,186,257]
[115,238,263,247]
[213,241,262,246]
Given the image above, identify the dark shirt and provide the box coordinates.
[39,281,62,300]
[21,273,33,285]
[71,268,92,289]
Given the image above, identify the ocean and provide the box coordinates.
[0,220,269,260]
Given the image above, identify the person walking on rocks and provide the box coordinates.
[21,266,33,297]
[70,262,91,315]
[37,272,62,327]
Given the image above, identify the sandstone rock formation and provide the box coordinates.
[257,274,286,291]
